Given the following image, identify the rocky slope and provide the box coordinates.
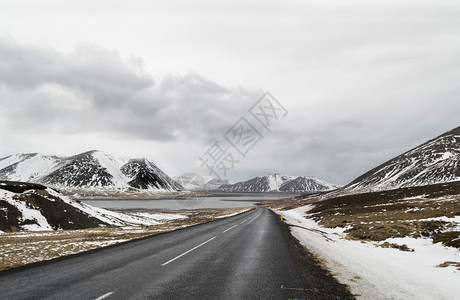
[347,126,460,191]
[0,181,169,232]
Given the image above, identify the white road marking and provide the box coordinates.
[94,292,113,300]
[240,220,247,224]
[222,224,239,233]
[162,237,216,266]
[248,212,261,220]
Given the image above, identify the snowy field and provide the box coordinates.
[276,205,460,299]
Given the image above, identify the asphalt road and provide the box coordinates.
[0,208,353,299]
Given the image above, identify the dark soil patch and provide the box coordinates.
[0,181,48,193]
[0,181,105,232]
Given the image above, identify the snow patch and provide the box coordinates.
[0,153,64,182]
[276,206,460,300]
[1,190,53,231]
[91,151,130,187]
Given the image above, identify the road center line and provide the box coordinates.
[161,237,216,266]
[222,224,238,233]
[240,220,247,224]
[94,292,113,300]
[252,212,261,219]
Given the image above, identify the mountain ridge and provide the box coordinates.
[218,173,340,193]
[173,173,232,191]
[0,151,182,192]
[346,125,460,191]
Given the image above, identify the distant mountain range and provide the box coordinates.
[3,125,457,195]
[0,150,182,191]
[201,178,232,191]
[346,125,460,191]
[218,173,341,193]
[173,173,231,191]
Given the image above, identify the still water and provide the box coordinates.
[81,192,298,210]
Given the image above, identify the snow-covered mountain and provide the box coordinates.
[347,125,460,191]
[199,178,232,191]
[173,173,214,190]
[120,158,182,190]
[0,150,182,191]
[173,173,231,191]
[279,176,341,192]
[0,153,65,183]
[218,173,295,192]
[218,173,339,192]
[0,181,184,232]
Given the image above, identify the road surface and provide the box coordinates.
[0,208,353,299]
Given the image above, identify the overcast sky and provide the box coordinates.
[1,0,459,184]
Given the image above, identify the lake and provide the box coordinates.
[81,192,298,210]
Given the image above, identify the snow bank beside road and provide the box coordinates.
[276,205,460,300]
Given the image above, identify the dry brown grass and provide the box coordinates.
[0,226,161,271]
[276,181,460,249]
[315,196,459,245]
[300,184,460,249]
[379,242,414,252]
[437,261,460,271]
[263,197,320,211]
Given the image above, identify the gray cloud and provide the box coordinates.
[1,1,460,185]
[0,39,260,143]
